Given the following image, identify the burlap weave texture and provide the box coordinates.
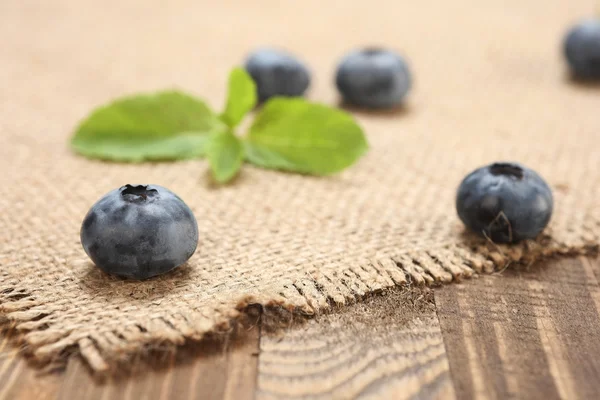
[1,0,599,371]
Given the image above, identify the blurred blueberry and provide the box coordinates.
[80,184,198,279]
[244,48,311,102]
[456,162,553,244]
[335,48,412,109]
[564,19,600,79]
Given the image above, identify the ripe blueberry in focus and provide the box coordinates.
[335,48,412,109]
[456,162,553,244]
[564,19,600,79]
[244,48,311,102]
[80,184,198,279]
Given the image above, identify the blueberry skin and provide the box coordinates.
[244,49,311,102]
[564,19,600,79]
[80,184,198,279]
[335,48,412,109]
[456,163,553,244]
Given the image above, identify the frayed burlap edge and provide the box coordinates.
[1,235,598,375]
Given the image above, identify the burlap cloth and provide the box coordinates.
[1,0,599,372]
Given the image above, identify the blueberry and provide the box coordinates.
[244,48,311,102]
[80,184,198,279]
[564,19,600,80]
[335,48,412,109]
[456,162,553,244]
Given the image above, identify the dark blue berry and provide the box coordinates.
[244,48,311,102]
[456,163,553,243]
[564,19,600,80]
[335,48,411,109]
[80,184,198,279]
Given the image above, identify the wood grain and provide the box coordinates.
[435,256,600,400]
[2,257,600,399]
[56,325,260,400]
[0,332,62,400]
[257,289,456,400]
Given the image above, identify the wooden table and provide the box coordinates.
[1,256,599,400]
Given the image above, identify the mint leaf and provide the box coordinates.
[72,134,214,162]
[220,68,257,128]
[71,90,225,162]
[245,98,368,175]
[207,131,245,183]
[243,141,298,170]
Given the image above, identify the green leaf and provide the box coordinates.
[220,68,257,128]
[243,141,298,171]
[245,98,368,175]
[207,131,245,183]
[71,90,225,162]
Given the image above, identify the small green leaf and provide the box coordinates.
[207,131,245,183]
[220,68,257,128]
[71,90,225,162]
[245,98,368,175]
[243,141,299,171]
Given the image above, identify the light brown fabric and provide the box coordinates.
[1,0,599,371]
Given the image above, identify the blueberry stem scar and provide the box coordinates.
[489,163,524,179]
[362,47,383,55]
[121,184,158,201]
